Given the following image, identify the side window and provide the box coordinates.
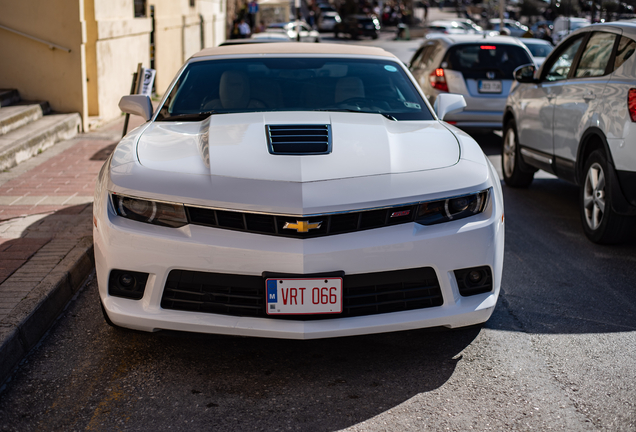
[409,47,426,70]
[544,35,585,81]
[614,36,636,70]
[574,32,617,77]
[411,45,435,70]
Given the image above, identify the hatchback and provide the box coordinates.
[503,22,636,243]
[409,34,534,130]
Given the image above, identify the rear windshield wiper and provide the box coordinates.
[156,111,216,121]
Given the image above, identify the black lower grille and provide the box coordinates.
[161,267,443,320]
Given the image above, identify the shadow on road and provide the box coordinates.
[464,130,636,335]
[0,278,481,430]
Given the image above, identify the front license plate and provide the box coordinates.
[266,278,343,315]
[479,80,502,93]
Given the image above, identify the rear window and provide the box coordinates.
[442,43,533,79]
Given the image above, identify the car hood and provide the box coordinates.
[136,112,460,183]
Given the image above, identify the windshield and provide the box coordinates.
[156,57,434,121]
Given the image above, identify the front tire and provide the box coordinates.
[580,150,632,244]
[502,119,534,188]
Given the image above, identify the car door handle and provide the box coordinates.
[583,92,596,101]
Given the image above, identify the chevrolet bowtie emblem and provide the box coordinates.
[283,220,322,233]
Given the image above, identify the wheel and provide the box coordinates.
[580,150,632,244]
[502,119,535,188]
[372,33,378,39]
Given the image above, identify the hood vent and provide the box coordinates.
[266,124,331,155]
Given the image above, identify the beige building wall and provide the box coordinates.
[0,0,88,128]
[89,0,152,123]
[152,0,227,94]
[0,0,225,129]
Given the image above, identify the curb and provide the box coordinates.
[0,237,94,387]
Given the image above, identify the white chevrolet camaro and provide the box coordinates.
[94,43,504,339]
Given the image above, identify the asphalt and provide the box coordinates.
[0,114,146,386]
[0,7,468,387]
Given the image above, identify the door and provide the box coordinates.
[553,31,620,162]
[516,34,586,155]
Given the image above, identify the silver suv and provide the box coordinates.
[503,22,636,243]
[409,34,534,130]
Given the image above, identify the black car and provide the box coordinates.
[334,15,381,39]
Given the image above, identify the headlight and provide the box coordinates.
[415,190,489,226]
[111,194,188,228]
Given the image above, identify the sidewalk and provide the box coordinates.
[0,114,144,386]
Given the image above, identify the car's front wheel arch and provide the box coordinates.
[579,150,634,243]
[576,128,613,186]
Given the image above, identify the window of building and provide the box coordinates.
[134,0,147,17]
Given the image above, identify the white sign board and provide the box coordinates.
[138,68,156,96]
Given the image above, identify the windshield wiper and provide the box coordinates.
[157,111,216,122]
[312,109,398,120]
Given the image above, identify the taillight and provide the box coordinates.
[629,88,636,122]
[429,68,449,92]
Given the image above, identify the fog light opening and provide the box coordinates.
[454,266,493,297]
[109,269,149,300]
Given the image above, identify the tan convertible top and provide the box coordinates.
[191,42,397,59]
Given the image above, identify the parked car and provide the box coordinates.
[101,43,504,338]
[519,38,554,67]
[266,21,321,42]
[453,18,486,33]
[503,22,636,243]
[334,15,381,39]
[220,36,291,46]
[318,11,341,32]
[409,34,534,130]
[488,19,530,37]
[552,16,589,45]
[424,20,478,35]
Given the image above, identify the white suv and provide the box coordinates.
[503,22,636,243]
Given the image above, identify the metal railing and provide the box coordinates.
[0,24,71,53]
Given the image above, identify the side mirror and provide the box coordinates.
[434,94,467,121]
[513,64,538,83]
[119,95,153,121]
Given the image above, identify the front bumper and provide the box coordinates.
[94,189,504,339]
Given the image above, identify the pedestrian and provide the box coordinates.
[247,0,259,31]
[423,0,429,21]
[230,21,241,39]
[239,19,251,38]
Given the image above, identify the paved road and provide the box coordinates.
[1,34,635,432]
